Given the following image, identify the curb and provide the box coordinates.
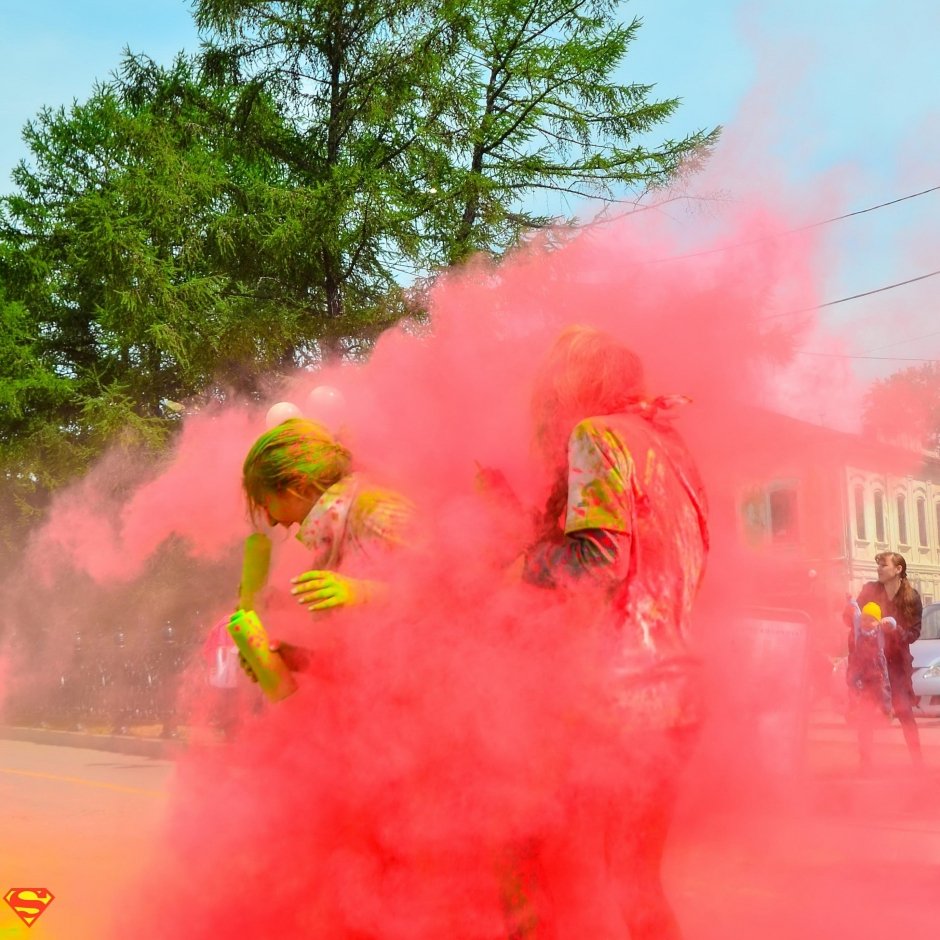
[0,725,184,760]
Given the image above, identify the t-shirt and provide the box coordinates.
[524,411,709,727]
[297,472,413,572]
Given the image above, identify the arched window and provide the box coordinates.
[874,491,885,542]
[917,497,928,547]
[897,494,908,545]
[853,484,866,539]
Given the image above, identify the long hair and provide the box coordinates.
[876,551,920,625]
[531,326,647,537]
[242,418,351,523]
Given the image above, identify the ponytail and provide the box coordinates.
[879,551,919,626]
[896,571,920,626]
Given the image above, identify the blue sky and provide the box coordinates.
[1,1,938,382]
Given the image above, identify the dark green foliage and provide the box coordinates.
[0,1,717,534]
[422,0,719,263]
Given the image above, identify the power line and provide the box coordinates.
[645,184,940,263]
[759,268,940,321]
[800,184,940,229]
[641,185,940,362]
[813,269,940,308]
[862,328,940,354]
[794,351,940,362]
[795,329,940,363]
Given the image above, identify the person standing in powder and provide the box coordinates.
[845,552,923,767]
[516,325,709,940]
[239,417,413,672]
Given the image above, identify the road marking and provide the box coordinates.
[0,768,166,798]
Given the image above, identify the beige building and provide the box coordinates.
[846,460,940,604]
[731,410,940,651]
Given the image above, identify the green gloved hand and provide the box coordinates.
[291,570,378,611]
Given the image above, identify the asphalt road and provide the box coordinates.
[0,740,172,939]
[2,730,940,939]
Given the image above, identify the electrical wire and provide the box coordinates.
[643,184,940,263]
[794,351,939,363]
[862,329,940,354]
[760,269,940,321]
[799,184,940,229]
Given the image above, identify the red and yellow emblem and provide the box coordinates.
[3,889,55,928]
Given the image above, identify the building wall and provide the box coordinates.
[731,413,940,653]
[736,463,849,653]
[734,454,940,653]
[845,465,940,604]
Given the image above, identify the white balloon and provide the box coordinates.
[264,401,303,428]
[306,386,346,427]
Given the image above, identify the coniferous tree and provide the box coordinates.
[0,0,718,531]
